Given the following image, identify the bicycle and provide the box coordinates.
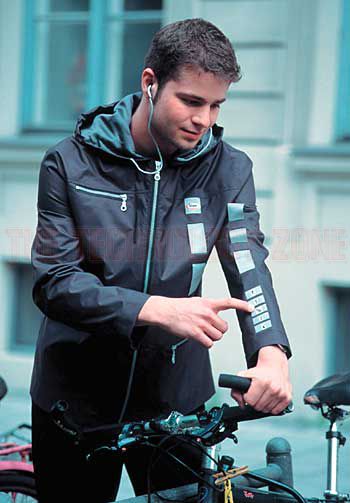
[51,371,350,503]
[0,376,37,502]
[1,371,348,503]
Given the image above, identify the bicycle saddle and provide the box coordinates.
[304,372,350,408]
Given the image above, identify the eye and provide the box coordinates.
[182,98,201,106]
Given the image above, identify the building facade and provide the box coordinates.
[0,0,349,416]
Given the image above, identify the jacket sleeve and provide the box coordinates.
[215,156,291,367]
[31,149,150,338]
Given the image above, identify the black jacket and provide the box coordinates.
[30,93,290,424]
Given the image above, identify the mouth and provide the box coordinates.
[181,128,203,140]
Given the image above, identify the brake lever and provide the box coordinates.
[50,400,82,442]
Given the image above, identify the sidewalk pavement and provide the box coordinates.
[1,390,349,501]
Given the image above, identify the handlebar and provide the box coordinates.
[219,374,251,393]
[50,373,292,453]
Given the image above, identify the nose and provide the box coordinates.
[192,106,211,129]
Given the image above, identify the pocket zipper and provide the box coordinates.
[75,184,128,212]
[170,339,189,365]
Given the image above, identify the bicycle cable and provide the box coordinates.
[146,436,199,503]
[151,434,228,503]
[146,433,308,503]
[118,349,138,423]
[149,433,227,481]
[149,435,225,502]
[147,437,197,503]
[144,436,222,503]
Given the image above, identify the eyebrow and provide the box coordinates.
[177,92,226,105]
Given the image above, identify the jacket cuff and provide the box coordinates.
[112,289,150,340]
[244,331,292,368]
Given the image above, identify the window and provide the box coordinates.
[9,263,43,351]
[326,287,350,374]
[22,0,163,132]
[105,0,162,103]
[335,0,350,142]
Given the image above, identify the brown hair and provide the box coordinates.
[144,18,241,90]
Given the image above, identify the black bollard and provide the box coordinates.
[266,437,294,491]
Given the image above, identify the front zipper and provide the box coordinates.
[141,163,189,365]
[75,184,128,212]
[142,163,162,293]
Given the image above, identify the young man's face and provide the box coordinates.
[150,66,230,156]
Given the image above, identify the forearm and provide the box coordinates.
[33,268,149,337]
[136,295,168,326]
[257,345,288,367]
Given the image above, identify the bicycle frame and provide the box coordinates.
[321,407,350,502]
[0,443,33,473]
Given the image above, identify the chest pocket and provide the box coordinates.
[70,182,138,263]
[70,182,136,229]
[74,184,128,212]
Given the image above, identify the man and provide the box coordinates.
[31,18,292,502]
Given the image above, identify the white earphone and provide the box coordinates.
[147,84,153,101]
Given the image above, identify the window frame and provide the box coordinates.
[6,260,43,353]
[21,0,105,132]
[104,8,163,103]
[334,0,350,142]
[21,0,162,133]
[325,284,350,374]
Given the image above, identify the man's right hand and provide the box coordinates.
[137,296,254,348]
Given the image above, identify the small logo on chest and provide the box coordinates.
[184,197,202,215]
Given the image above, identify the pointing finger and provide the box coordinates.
[209,298,254,313]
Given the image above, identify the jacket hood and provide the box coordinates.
[74,92,223,164]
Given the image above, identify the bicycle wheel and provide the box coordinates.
[0,471,37,502]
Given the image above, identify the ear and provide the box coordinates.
[141,68,158,100]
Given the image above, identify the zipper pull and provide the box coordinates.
[120,195,127,212]
[170,345,177,365]
[154,160,162,181]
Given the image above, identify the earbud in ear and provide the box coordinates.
[147,84,153,100]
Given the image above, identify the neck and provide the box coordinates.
[130,97,158,157]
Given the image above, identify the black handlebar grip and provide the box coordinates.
[218,374,251,393]
[0,376,8,401]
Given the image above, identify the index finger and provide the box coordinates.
[209,298,254,313]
